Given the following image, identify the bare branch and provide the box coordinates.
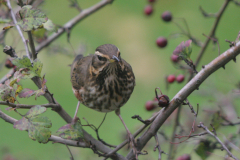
[0,101,60,109]
[154,134,166,160]
[198,122,239,160]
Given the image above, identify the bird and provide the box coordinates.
[70,44,137,156]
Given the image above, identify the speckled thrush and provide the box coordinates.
[70,44,137,156]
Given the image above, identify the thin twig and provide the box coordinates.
[6,0,32,62]
[82,116,117,148]
[154,134,166,160]
[203,33,220,55]
[199,6,217,17]
[65,144,74,160]
[170,101,199,144]
[0,101,60,109]
[198,122,239,160]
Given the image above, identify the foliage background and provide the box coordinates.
[0,0,240,159]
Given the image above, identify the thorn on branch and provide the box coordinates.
[222,65,225,70]
[233,57,237,63]
[202,65,205,69]
[132,115,151,125]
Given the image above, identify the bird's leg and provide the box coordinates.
[115,109,138,160]
[73,101,81,122]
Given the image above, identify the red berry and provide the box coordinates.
[176,154,191,160]
[156,37,167,48]
[145,101,156,111]
[161,11,172,22]
[167,75,175,83]
[176,74,185,83]
[171,55,179,63]
[144,5,153,15]
[5,59,15,69]
[148,0,155,2]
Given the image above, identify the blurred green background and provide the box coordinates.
[1,0,240,159]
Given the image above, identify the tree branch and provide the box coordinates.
[0,101,60,109]
[126,40,240,160]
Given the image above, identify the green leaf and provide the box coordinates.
[13,117,29,130]
[195,140,214,160]
[57,121,84,140]
[18,5,48,31]
[30,116,52,128]
[43,19,57,32]
[211,112,223,131]
[28,116,51,143]
[25,105,47,119]
[11,56,43,78]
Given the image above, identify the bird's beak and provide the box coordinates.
[109,55,120,63]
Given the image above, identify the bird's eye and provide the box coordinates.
[97,55,107,61]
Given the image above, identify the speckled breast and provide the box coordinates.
[80,66,135,112]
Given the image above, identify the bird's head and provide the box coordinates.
[91,44,123,74]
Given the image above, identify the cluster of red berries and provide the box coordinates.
[167,74,185,83]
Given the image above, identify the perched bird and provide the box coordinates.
[70,44,137,155]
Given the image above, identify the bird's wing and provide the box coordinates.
[70,54,93,89]
[122,59,136,86]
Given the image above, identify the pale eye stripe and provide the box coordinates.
[95,51,110,59]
